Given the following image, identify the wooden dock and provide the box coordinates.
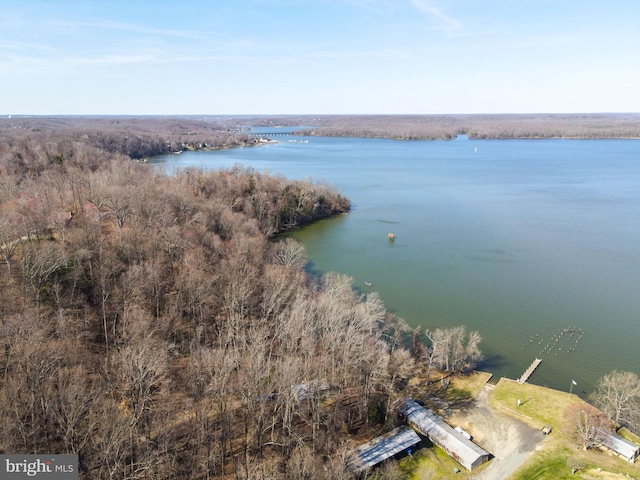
[518,358,542,384]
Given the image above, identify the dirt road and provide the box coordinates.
[450,384,546,480]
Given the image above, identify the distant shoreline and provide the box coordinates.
[301,131,640,141]
[285,113,640,140]
[2,114,639,156]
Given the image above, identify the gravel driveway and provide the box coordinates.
[450,384,546,480]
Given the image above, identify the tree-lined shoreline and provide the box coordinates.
[0,116,482,478]
[292,113,640,140]
[3,113,640,154]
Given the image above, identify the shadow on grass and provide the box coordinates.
[443,386,476,412]
[416,382,477,414]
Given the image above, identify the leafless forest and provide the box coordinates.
[0,117,489,479]
[238,113,640,140]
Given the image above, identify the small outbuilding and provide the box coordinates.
[394,398,491,471]
[599,430,640,463]
[348,426,422,473]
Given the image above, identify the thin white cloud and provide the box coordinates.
[0,9,29,29]
[326,0,389,8]
[48,18,211,41]
[305,47,415,61]
[66,53,162,66]
[0,47,264,77]
[409,0,461,32]
[0,40,55,53]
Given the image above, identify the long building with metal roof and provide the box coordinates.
[394,398,491,471]
[347,426,422,473]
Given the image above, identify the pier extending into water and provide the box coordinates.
[518,358,542,384]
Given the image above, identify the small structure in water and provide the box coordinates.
[388,233,396,241]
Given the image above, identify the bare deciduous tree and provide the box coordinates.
[91,400,131,480]
[4,334,64,453]
[48,365,100,471]
[115,334,168,432]
[423,326,483,378]
[567,403,612,450]
[21,241,68,314]
[273,237,307,270]
[591,370,640,432]
[0,211,20,278]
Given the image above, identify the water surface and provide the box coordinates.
[153,134,640,394]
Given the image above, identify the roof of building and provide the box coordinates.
[599,430,640,460]
[348,426,422,472]
[395,398,490,470]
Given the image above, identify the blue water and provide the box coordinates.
[153,134,640,394]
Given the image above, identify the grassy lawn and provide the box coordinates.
[490,377,581,429]
[511,446,639,480]
[450,371,493,399]
[492,378,640,479]
[400,445,474,480]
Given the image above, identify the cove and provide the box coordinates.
[152,134,640,394]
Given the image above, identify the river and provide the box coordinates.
[152,132,640,394]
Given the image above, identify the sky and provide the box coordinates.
[1,0,639,115]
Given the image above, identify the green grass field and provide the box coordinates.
[492,378,640,479]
